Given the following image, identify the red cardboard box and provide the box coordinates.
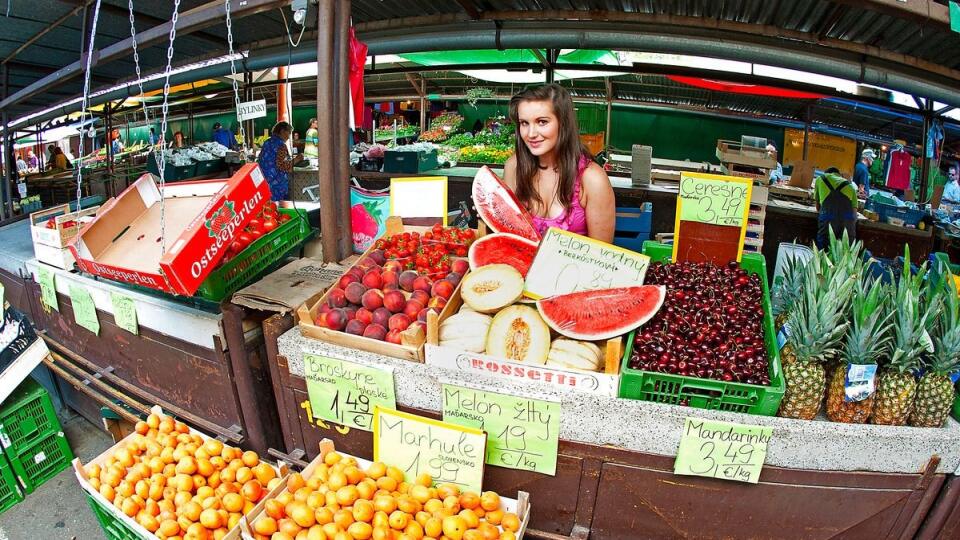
[69,163,270,295]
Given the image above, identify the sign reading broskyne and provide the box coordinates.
[237,99,267,121]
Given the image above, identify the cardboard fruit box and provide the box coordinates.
[69,163,271,296]
[30,203,99,248]
[74,405,286,540]
[297,217,477,362]
[231,439,531,539]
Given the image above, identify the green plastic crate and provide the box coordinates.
[618,241,786,416]
[9,431,73,494]
[0,461,22,516]
[0,378,60,455]
[953,391,960,422]
[194,207,311,301]
[86,495,144,540]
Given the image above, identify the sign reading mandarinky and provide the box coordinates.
[237,99,267,121]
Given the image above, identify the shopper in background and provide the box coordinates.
[26,150,38,172]
[257,121,304,201]
[211,122,234,150]
[15,154,28,178]
[943,164,960,204]
[854,149,875,197]
[304,118,319,159]
[172,131,186,149]
[111,134,123,155]
[148,127,158,146]
[766,143,784,184]
[814,167,857,249]
[51,147,67,170]
[503,83,615,243]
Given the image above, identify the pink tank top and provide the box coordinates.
[531,156,590,237]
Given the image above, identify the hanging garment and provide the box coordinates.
[884,147,912,191]
[349,27,368,130]
[927,120,944,160]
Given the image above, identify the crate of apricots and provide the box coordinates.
[240,439,530,540]
[73,407,285,540]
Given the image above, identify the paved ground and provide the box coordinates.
[0,410,112,540]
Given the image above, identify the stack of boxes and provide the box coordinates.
[0,378,73,515]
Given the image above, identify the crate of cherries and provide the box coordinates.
[629,260,772,386]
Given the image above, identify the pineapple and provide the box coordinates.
[772,252,807,331]
[909,274,960,427]
[873,252,932,426]
[826,277,892,423]
[778,250,855,420]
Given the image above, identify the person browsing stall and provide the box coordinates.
[854,149,875,197]
[257,121,304,201]
[943,164,960,204]
[211,122,234,149]
[503,84,615,243]
[766,143,784,185]
[814,167,858,249]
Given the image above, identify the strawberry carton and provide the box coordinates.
[69,163,271,296]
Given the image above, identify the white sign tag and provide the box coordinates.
[237,99,267,121]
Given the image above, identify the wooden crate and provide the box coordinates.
[232,439,531,539]
[716,140,777,169]
[73,405,286,540]
[297,217,477,362]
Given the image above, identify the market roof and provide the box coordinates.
[3,1,960,127]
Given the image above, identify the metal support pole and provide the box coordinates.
[105,103,113,175]
[604,78,612,150]
[546,49,556,84]
[919,100,933,204]
[419,78,427,133]
[36,123,43,174]
[317,0,338,262]
[334,0,353,259]
[802,104,812,161]
[2,64,12,220]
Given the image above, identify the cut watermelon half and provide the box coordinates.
[536,285,666,341]
[468,232,539,277]
[472,166,541,242]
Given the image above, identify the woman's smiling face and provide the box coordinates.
[517,100,559,158]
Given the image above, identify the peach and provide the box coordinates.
[338,273,359,289]
[383,260,403,274]
[372,308,392,328]
[362,270,383,290]
[381,270,399,288]
[369,249,386,265]
[327,288,348,308]
[325,309,347,331]
[383,291,407,314]
[344,282,367,305]
[410,290,430,306]
[361,289,384,311]
[362,324,387,341]
[403,300,424,320]
[388,314,411,332]
[432,280,455,300]
[345,320,367,336]
[355,308,374,325]
[385,329,403,344]
[427,296,447,311]
[398,271,418,292]
[451,259,469,275]
[412,276,433,294]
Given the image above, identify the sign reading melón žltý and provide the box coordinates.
[304,354,396,431]
[236,99,267,121]
[524,227,650,299]
[674,417,772,484]
[374,407,486,493]
[441,383,560,475]
[673,173,753,264]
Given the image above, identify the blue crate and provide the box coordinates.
[613,203,652,252]
[867,201,928,228]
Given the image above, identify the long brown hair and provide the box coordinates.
[509,84,588,215]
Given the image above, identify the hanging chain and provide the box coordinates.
[128,0,148,124]
[76,0,102,214]
[225,0,247,157]
[157,0,182,258]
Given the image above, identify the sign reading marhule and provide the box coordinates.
[425,344,619,396]
[237,99,267,121]
[524,227,650,299]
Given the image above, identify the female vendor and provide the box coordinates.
[503,84,616,243]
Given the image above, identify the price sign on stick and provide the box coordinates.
[110,293,138,335]
[304,354,396,431]
[37,267,58,312]
[390,176,448,226]
[524,227,650,299]
[673,173,753,265]
[69,283,100,335]
[441,384,560,475]
[674,417,772,484]
[374,407,486,493]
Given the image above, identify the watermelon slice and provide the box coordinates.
[472,166,541,242]
[536,285,666,341]
[468,232,539,277]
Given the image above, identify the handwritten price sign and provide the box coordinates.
[674,417,772,484]
[524,227,650,300]
[304,354,396,431]
[677,174,752,228]
[441,384,560,475]
[374,407,486,493]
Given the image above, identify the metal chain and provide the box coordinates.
[157,0,182,258]
[127,0,148,124]
[76,0,102,214]
[225,0,247,156]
